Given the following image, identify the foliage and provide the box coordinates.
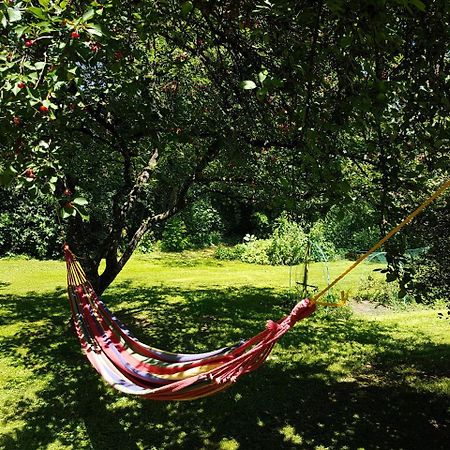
[182,199,223,248]
[137,231,155,254]
[354,274,414,309]
[160,218,191,252]
[405,200,450,304]
[308,220,338,261]
[216,214,340,266]
[250,212,271,238]
[323,204,381,253]
[237,239,271,265]
[0,188,62,258]
[267,214,308,265]
[0,0,449,294]
[215,244,246,261]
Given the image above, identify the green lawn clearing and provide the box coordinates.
[0,252,449,449]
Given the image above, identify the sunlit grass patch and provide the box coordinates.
[0,252,449,449]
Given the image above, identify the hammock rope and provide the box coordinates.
[65,179,449,400]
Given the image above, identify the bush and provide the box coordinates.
[250,212,271,237]
[215,240,271,265]
[354,274,414,309]
[0,189,62,259]
[215,214,339,266]
[323,204,380,253]
[215,244,245,261]
[406,221,450,305]
[138,231,154,254]
[267,214,308,265]
[239,239,271,265]
[309,220,338,261]
[183,199,223,248]
[160,218,191,252]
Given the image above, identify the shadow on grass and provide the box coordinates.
[0,281,11,290]
[0,284,449,449]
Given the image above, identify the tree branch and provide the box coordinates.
[97,142,218,293]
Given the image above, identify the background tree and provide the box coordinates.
[1,0,448,294]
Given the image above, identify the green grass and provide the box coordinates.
[0,252,449,449]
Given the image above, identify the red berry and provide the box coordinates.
[63,188,72,197]
[71,31,80,39]
[114,50,124,60]
[25,40,34,48]
[39,105,49,113]
[17,82,26,89]
[13,116,22,126]
[89,42,101,52]
[24,168,36,179]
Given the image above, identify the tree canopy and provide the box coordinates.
[1,0,448,293]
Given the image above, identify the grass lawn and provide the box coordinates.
[0,252,449,449]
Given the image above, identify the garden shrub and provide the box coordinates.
[267,214,308,265]
[160,218,191,252]
[215,244,245,261]
[250,211,271,237]
[215,214,339,266]
[354,274,414,309]
[183,199,223,248]
[239,239,271,265]
[323,204,380,253]
[308,220,339,261]
[0,189,62,259]
[404,204,450,305]
[138,231,154,254]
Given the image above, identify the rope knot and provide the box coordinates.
[266,320,281,332]
[288,298,315,325]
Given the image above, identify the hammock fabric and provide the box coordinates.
[65,245,316,401]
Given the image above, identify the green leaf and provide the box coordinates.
[258,70,268,84]
[72,197,88,206]
[28,6,46,20]
[73,206,90,221]
[241,80,257,90]
[410,0,426,11]
[0,165,18,186]
[181,2,194,17]
[86,24,102,36]
[1,12,7,29]
[60,207,73,219]
[14,25,27,38]
[38,0,50,8]
[82,9,95,22]
[256,87,268,101]
[35,62,46,70]
[7,7,22,23]
[12,83,22,96]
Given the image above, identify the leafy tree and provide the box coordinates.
[1,0,448,295]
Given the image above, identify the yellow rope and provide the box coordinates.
[311,179,450,307]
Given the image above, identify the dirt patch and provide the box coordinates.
[350,300,391,316]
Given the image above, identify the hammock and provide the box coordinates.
[65,245,316,400]
[64,179,449,401]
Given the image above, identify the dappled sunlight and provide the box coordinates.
[0,275,449,448]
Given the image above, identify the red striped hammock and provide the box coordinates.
[65,245,316,401]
